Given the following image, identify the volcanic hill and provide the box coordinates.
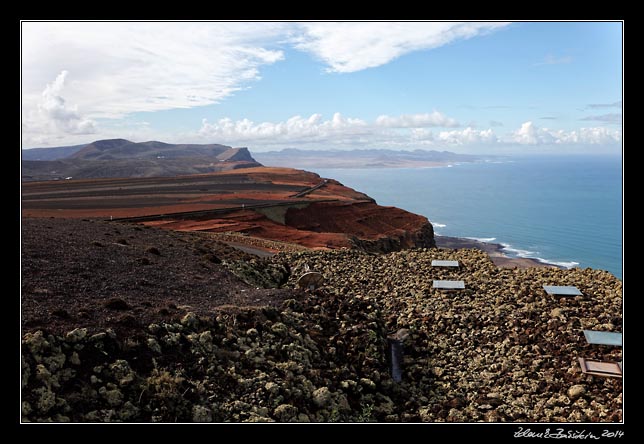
[22,139,261,181]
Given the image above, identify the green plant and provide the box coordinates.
[356,403,374,422]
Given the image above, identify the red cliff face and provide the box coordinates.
[285,201,436,252]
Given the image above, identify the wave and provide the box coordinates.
[465,237,497,243]
[432,222,447,228]
[535,258,580,269]
[500,243,580,269]
[500,243,536,258]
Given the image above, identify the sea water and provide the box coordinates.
[313,155,623,279]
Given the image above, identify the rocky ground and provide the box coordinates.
[21,218,291,336]
[269,249,623,422]
[21,219,622,422]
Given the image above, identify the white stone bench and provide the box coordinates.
[543,285,582,296]
[431,260,460,268]
[433,280,465,290]
[583,330,622,346]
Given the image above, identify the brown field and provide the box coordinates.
[21,167,429,252]
[22,168,324,217]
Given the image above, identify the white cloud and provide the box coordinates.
[198,115,621,150]
[513,121,548,144]
[199,111,464,146]
[21,22,287,120]
[21,22,510,146]
[512,121,621,145]
[21,22,508,123]
[552,127,622,145]
[376,111,459,128]
[410,128,434,142]
[37,70,97,135]
[20,23,621,152]
[199,113,371,145]
[437,127,498,145]
[293,22,509,73]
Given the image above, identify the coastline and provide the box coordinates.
[256,159,457,169]
[435,235,561,269]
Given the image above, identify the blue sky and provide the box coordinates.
[21,21,622,153]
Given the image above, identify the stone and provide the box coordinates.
[147,338,162,354]
[273,404,298,421]
[568,385,586,400]
[180,312,199,330]
[192,405,213,422]
[271,322,289,337]
[312,387,332,408]
[65,328,88,343]
[69,352,81,366]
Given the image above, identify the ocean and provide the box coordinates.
[313,155,623,279]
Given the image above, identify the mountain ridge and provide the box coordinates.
[70,139,237,160]
[22,139,260,181]
[21,144,89,161]
[254,147,484,169]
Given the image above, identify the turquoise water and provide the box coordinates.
[314,155,623,279]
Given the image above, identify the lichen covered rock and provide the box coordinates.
[21,248,621,422]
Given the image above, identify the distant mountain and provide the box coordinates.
[22,144,88,161]
[254,148,483,169]
[22,139,261,181]
[70,139,236,160]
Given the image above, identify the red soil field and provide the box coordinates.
[22,167,433,251]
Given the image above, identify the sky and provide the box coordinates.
[21,21,623,154]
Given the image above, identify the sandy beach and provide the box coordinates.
[435,236,561,269]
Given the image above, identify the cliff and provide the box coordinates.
[22,167,435,253]
[215,147,255,162]
[285,201,436,252]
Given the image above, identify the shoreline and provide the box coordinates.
[435,235,562,269]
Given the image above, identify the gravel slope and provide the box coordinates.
[21,220,622,422]
[270,248,622,422]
